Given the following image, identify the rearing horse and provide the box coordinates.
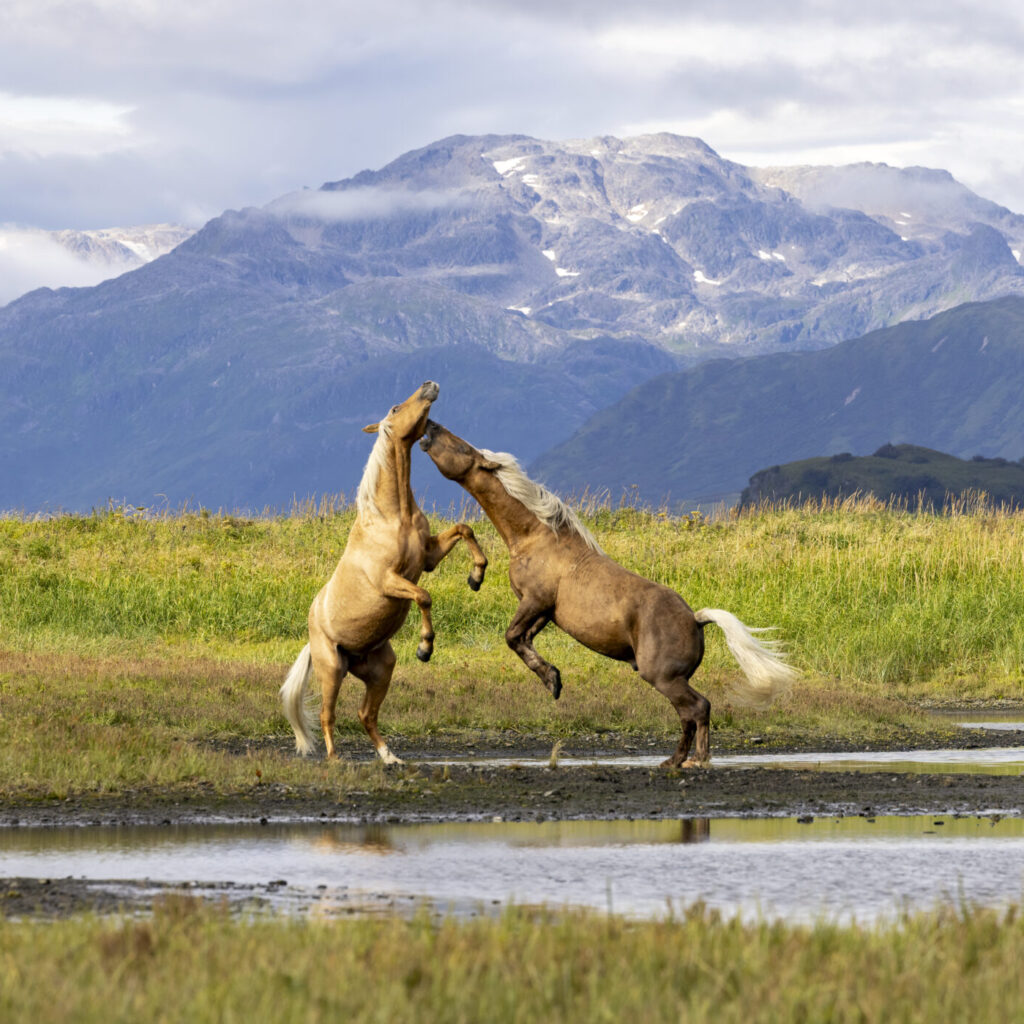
[420,420,796,767]
[280,383,488,763]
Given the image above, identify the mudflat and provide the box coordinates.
[4,726,1022,830]
[3,727,1021,918]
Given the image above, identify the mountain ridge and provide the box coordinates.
[4,132,1024,511]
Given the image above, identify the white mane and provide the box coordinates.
[355,419,393,519]
[479,448,603,552]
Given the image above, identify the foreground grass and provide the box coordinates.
[1,498,1022,796]
[2,899,1023,1023]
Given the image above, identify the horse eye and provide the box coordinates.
[390,405,399,414]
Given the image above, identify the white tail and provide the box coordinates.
[695,608,797,709]
[280,643,316,754]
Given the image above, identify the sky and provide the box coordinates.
[2,1,1024,241]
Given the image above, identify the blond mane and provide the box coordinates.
[479,448,602,552]
[355,419,394,519]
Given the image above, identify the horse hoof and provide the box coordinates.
[416,646,432,663]
[467,574,481,592]
[549,669,562,701]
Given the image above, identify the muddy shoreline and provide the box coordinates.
[3,728,1022,919]
[4,727,1024,831]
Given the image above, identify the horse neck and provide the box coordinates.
[368,437,417,523]
[463,467,548,551]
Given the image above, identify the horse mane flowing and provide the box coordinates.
[355,419,394,519]
[479,448,603,553]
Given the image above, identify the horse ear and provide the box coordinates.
[362,422,379,434]
[480,459,502,471]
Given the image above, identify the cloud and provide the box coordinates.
[1,0,1023,231]
[0,228,137,306]
[269,186,464,221]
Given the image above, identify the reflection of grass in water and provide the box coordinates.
[1,497,1023,795]
[2,898,1024,1021]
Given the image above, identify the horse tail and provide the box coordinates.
[694,608,797,709]
[280,643,316,755]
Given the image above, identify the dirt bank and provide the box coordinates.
[3,726,1023,830]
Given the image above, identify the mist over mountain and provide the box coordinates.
[3,133,1024,512]
[0,224,193,306]
[531,296,1024,506]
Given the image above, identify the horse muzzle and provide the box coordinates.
[420,381,440,403]
[419,420,439,451]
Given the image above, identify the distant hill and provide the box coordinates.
[531,296,1024,506]
[4,132,1024,512]
[741,444,1024,508]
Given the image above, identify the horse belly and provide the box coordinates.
[337,599,411,655]
[315,570,412,656]
[552,603,635,662]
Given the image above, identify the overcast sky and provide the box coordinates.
[2,0,1024,232]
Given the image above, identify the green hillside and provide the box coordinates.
[531,296,1024,505]
[741,444,1024,507]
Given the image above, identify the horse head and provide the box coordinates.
[364,381,439,443]
[420,420,501,480]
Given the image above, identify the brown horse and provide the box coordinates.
[280,383,488,763]
[420,420,796,767]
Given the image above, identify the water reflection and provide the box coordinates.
[3,815,1024,924]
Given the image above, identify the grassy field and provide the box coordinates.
[1,496,1023,797]
[2,898,1023,1023]
[4,498,1024,1013]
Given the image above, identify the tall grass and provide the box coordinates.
[2,496,1023,795]
[3,496,1023,700]
[2,900,1023,1023]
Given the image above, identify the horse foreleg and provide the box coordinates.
[424,523,489,591]
[350,643,403,765]
[309,633,349,760]
[505,600,561,699]
[381,568,435,661]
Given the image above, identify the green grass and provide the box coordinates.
[4,496,1024,693]
[2,899,1024,1022]
[1,497,1022,797]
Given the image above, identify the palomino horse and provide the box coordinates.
[420,420,796,767]
[280,383,488,763]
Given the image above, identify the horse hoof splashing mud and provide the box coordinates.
[280,383,488,764]
[420,419,797,768]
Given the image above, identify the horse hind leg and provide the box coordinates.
[310,635,348,759]
[651,676,711,767]
[350,642,403,765]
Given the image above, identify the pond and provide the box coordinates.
[3,814,1023,924]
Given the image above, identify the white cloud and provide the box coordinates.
[0,92,135,157]
[1,0,1024,228]
[0,228,137,306]
[269,186,463,222]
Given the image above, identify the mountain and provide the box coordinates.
[740,444,1024,509]
[0,224,194,306]
[48,224,196,267]
[750,163,1024,256]
[3,132,1024,512]
[530,296,1024,506]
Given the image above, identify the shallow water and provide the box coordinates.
[952,711,1024,732]
[429,746,1024,774]
[4,815,1024,924]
